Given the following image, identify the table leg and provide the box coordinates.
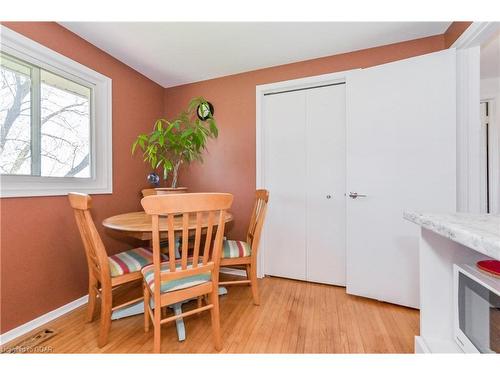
[172,303,186,341]
[111,300,144,320]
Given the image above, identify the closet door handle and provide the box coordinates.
[348,192,367,199]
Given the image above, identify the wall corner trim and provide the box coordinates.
[452,22,499,49]
[0,294,88,346]
[453,22,500,213]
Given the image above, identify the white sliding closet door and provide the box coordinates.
[346,49,457,308]
[263,90,307,280]
[306,84,346,285]
[263,84,346,285]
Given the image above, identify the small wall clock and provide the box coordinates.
[197,101,214,121]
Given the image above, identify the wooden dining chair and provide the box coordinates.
[219,189,269,305]
[141,193,233,353]
[141,188,182,258]
[68,192,162,347]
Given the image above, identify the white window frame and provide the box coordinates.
[0,25,112,197]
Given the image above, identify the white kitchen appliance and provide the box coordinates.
[454,264,500,353]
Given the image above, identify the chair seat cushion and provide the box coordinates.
[142,262,211,294]
[108,247,165,277]
[222,240,251,258]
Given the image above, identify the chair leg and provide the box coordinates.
[196,295,204,316]
[153,304,162,353]
[245,264,251,280]
[143,282,150,333]
[249,264,260,306]
[209,287,222,351]
[86,277,98,323]
[98,287,112,348]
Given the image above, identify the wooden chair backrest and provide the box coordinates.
[68,193,110,285]
[141,193,233,295]
[246,189,269,255]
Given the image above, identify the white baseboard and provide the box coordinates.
[0,294,88,346]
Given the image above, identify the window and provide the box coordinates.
[0,26,112,197]
[1,53,91,177]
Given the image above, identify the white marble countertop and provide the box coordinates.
[404,211,500,260]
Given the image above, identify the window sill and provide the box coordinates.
[0,175,113,198]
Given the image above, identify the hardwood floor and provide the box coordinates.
[3,276,419,353]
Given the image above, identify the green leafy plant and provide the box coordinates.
[132,97,218,188]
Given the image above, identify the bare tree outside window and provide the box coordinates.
[0,58,31,175]
[0,52,91,178]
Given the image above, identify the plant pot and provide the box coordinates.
[141,187,188,197]
[154,187,188,195]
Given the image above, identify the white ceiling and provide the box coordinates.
[60,22,451,88]
[481,30,500,79]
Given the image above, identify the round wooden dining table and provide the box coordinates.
[102,211,234,241]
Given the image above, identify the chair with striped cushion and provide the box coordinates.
[108,247,160,277]
[142,262,211,293]
[141,192,233,353]
[219,189,269,305]
[222,240,252,259]
[68,192,158,348]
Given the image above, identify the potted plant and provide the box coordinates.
[132,97,218,190]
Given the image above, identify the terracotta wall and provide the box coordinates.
[444,21,473,48]
[164,34,448,241]
[0,22,165,334]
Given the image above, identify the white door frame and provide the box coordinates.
[255,70,358,278]
[452,21,500,213]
